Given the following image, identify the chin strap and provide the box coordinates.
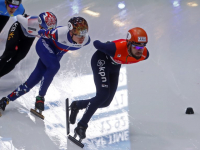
[127,41,134,57]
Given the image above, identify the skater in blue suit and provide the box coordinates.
[0,13,90,115]
[0,0,25,32]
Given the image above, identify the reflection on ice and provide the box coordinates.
[0,66,130,150]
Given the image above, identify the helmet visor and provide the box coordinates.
[74,34,86,38]
[132,44,144,50]
[8,4,19,9]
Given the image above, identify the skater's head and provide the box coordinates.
[5,0,22,15]
[38,12,57,30]
[68,17,88,44]
[126,27,148,59]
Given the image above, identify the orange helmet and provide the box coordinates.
[126,27,148,46]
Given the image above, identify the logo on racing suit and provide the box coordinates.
[8,32,14,40]
[28,30,33,33]
[97,59,107,84]
[102,84,108,88]
[8,23,18,40]
[97,59,105,66]
[117,54,121,57]
[84,102,91,115]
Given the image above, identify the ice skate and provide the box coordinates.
[69,101,79,124]
[66,99,79,134]
[68,124,87,148]
[30,96,45,120]
[0,97,9,117]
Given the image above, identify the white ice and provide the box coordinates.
[1,0,200,150]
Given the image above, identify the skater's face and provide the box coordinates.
[5,1,19,15]
[70,31,85,44]
[129,44,145,59]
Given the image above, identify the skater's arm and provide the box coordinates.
[38,28,58,39]
[93,40,116,57]
[16,14,27,27]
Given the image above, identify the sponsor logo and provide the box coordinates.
[28,30,33,33]
[102,84,108,88]
[11,22,18,32]
[97,59,105,66]
[117,54,121,57]
[97,59,106,82]
[126,32,131,40]
[15,46,18,50]
[12,0,20,5]
[8,32,14,40]
[84,102,91,115]
[68,22,73,30]
[7,22,18,40]
[42,39,54,54]
[72,44,82,47]
[138,37,146,42]
[28,27,36,31]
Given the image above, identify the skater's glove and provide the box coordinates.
[23,14,29,18]
[38,29,52,39]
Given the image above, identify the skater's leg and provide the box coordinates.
[78,51,111,127]
[7,59,46,101]
[0,36,35,77]
[35,38,60,97]
[0,22,21,77]
[26,59,46,89]
[7,82,30,101]
[99,70,120,108]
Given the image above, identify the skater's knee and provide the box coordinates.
[93,93,110,106]
[0,53,15,63]
[48,63,60,73]
[96,92,110,100]
[100,99,112,108]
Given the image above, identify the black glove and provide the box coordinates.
[23,14,29,18]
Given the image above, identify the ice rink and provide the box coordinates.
[1,0,200,149]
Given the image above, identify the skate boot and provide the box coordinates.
[0,97,9,116]
[74,124,87,139]
[30,96,45,119]
[68,124,87,148]
[35,96,45,111]
[69,101,79,124]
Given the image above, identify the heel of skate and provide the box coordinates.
[30,108,44,120]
